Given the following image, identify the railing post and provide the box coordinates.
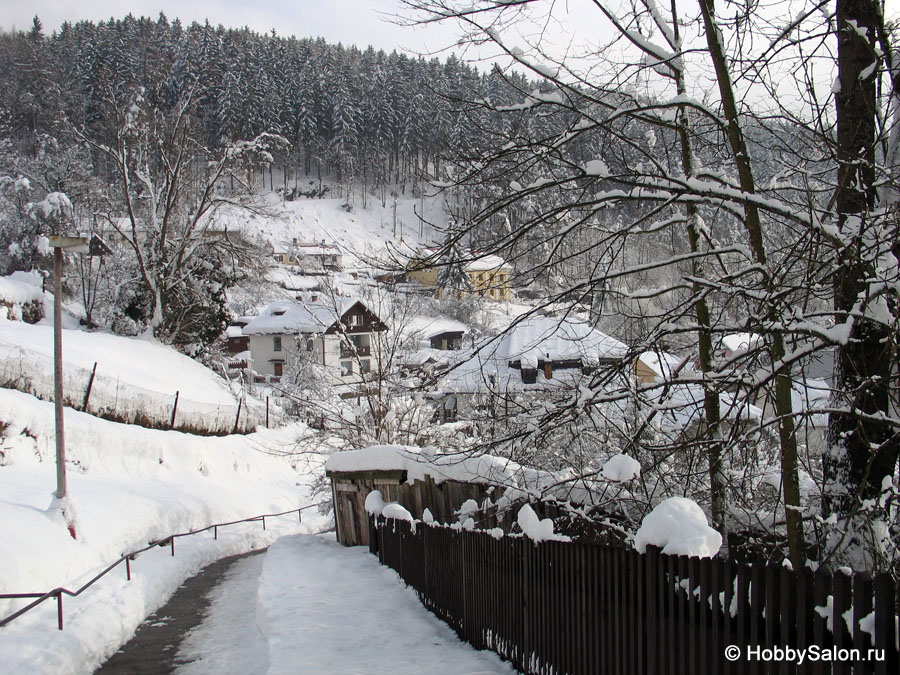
[56,592,63,630]
[126,557,131,581]
[214,525,218,540]
[170,538,175,556]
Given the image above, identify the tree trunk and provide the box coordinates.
[823,0,898,569]
[698,0,806,568]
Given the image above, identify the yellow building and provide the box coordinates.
[407,252,512,301]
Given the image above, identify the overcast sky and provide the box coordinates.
[3,1,474,58]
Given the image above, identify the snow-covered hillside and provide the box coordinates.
[221,192,449,266]
[0,388,326,674]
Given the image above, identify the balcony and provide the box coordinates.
[340,344,371,358]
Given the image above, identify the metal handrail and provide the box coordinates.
[0,504,322,630]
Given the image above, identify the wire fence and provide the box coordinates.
[0,506,319,631]
[0,340,275,435]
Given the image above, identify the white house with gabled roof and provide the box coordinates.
[241,296,386,385]
[433,315,627,420]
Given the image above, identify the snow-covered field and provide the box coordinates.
[0,388,326,674]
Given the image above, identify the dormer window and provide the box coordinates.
[273,309,286,316]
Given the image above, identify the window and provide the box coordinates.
[340,361,353,377]
[360,359,371,374]
[273,362,284,377]
[305,339,315,352]
[273,336,282,352]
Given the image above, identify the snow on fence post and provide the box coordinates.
[170,391,179,429]
[82,362,97,410]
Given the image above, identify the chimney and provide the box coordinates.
[544,362,553,380]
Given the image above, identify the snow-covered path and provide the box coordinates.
[175,553,269,674]
[174,535,514,674]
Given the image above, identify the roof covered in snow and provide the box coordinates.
[439,316,626,394]
[464,255,511,272]
[637,350,690,380]
[242,298,363,336]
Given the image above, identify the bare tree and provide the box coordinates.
[399,0,899,569]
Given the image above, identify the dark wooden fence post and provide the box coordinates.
[232,398,243,433]
[646,545,660,675]
[82,362,97,410]
[873,573,897,675]
[170,391,179,429]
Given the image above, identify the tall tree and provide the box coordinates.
[823,0,899,568]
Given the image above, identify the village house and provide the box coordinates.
[397,315,470,379]
[240,296,386,385]
[434,315,627,421]
[406,250,513,301]
[270,239,343,272]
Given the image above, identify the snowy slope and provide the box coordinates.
[220,193,449,266]
[0,388,328,674]
[0,320,241,405]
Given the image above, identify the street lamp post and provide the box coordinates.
[49,236,88,535]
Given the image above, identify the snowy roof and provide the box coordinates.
[400,348,453,367]
[404,315,470,341]
[440,316,626,394]
[637,350,690,380]
[720,333,761,354]
[275,240,342,256]
[464,255,511,272]
[325,444,630,505]
[647,383,762,433]
[242,298,361,336]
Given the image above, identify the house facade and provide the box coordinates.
[241,297,386,385]
[271,239,343,272]
[406,251,513,301]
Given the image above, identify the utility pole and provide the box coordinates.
[49,236,89,535]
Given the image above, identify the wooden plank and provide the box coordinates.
[851,573,872,675]
[872,573,897,675]
[325,469,406,482]
[779,565,796,675]
[645,546,659,675]
[689,556,700,673]
[832,568,852,675]
[811,568,831,675]
[676,555,689,675]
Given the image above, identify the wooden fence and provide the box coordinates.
[372,517,899,674]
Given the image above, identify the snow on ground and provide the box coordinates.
[175,553,269,675]
[0,319,241,406]
[219,193,448,267]
[254,534,514,674]
[0,388,327,674]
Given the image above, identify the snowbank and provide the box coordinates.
[633,497,722,558]
[0,388,328,674]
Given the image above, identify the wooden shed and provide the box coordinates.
[327,466,502,547]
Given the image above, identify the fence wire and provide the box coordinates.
[0,340,274,435]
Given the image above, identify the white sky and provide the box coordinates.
[2,1,476,59]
